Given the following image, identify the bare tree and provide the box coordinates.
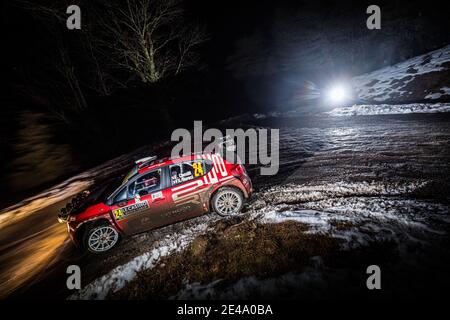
[94,0,207,83]
[17,0,207,119]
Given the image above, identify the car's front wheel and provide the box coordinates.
[212,187,244,216]
[85,223,119,253]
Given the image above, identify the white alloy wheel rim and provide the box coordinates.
[88,226,119,252]
[216,191,242,215]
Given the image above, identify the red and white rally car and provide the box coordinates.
[58,153,252,253]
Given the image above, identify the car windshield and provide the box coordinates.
[96,165,141,203]
[98,176,126,202]
[122,165,138,184]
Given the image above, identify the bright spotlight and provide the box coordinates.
[324,84,351,106]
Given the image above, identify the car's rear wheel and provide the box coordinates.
[85,223,119,253]
[212,187,244,216]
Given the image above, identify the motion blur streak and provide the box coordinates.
[0,222,68,298]
[0,179,91,298]
[0,180,92,229]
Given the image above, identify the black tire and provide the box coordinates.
[84,222,120,254]
[212,187,244,217]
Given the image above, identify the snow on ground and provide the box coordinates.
[326,103,450,116]
[251,102,450,119]
[173,192,450,299]
[425,86,450,99]
[69,220,214,300]
[172,180,450,299]
[257,197,449,246]
[249,180,449,249]
[250,180,428,206]
[352,45,450,102]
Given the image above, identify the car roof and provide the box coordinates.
[137,153,215,174]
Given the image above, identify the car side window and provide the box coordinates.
[170,160,212,186]
[128,169,161,197]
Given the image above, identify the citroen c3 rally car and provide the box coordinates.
[58,153,253,253]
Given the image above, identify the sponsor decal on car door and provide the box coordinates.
[112,191,170,235]
[111,169,170,234]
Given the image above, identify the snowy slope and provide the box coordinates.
[352,45,450,103]
[69,220,213,300]
[326,103,450,116]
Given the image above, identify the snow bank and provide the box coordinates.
[425,87,450,100]
[326,103,450,116]
[352,45,450,102]
[69,222,211,300]
[250,180,450,249]
[251,180,428,206]
[259,198,448,235]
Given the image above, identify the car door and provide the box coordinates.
[164,159,213,223]
[110,168,170,235]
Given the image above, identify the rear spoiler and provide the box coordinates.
[135,155,157,168]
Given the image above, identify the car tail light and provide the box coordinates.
[231,164,245,177]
